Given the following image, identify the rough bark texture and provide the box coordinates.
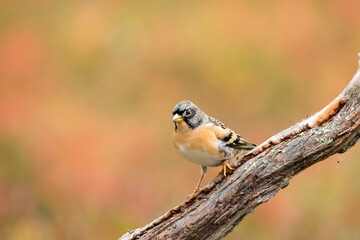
[120,55,360,240]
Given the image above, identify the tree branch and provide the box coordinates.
[120,54,360,240]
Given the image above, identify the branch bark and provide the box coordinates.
[120,54,360,240]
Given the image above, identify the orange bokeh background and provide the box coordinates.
[0,1,359,239]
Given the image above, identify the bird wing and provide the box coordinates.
[208,117,256,150]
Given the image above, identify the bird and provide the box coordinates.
[172,100,256,194]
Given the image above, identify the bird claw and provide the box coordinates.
[221,161,233,177]
[187,188,201,199]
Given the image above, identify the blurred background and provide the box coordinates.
[0,1,359,239]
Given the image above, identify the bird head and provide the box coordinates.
[172,100,206,129]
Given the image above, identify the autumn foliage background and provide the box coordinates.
[1,1,360,240]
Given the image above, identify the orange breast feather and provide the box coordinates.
[172,122,224,158]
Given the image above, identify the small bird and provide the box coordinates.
[172,100,256,193]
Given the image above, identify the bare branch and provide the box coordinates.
[120,54,360,240]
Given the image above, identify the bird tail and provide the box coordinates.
[227,136,256,150]
[240,140,256,150]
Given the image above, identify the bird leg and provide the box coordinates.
[188,166,207,198]
[221,161,233,177]
[195,166,207,190]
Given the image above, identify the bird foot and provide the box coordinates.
[220,161,233,177]
[187,188,201,199]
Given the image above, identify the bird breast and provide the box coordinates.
[172,123,226,167]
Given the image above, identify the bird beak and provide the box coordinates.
[172,113,183,123]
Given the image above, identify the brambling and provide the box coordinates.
[172,100,256,193]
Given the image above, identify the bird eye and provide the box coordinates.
[185,110,191,117]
